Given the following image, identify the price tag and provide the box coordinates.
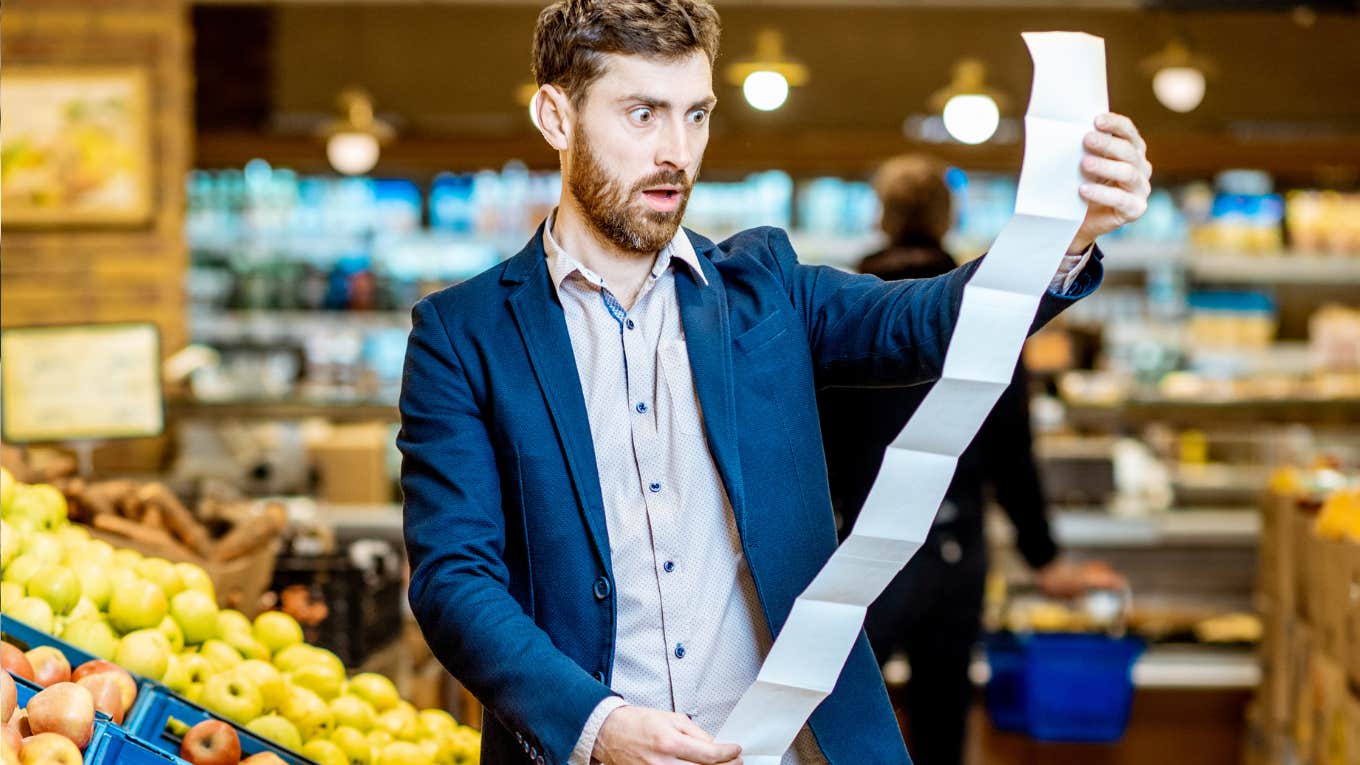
[2,323,164,442]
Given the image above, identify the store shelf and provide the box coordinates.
[967,644,1259,690]
[1049,509,1260,549]
[168,397,399,422]
[1188,253,1360,284]
[1064,396,1360,428]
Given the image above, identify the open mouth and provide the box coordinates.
[641,187,684,211]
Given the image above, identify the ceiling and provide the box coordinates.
[193,2,1360,178]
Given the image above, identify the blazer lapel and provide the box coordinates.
[502,229,612,573]
[674,232,748,536]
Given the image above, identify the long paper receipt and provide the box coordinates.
[715,32,1109,761]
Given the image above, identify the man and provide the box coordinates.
[819,154,1124,765]
[397,2,1152,764]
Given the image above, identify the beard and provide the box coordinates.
[566,127,695,254]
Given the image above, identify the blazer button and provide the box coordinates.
[593,670,607,683]
[593,576,611,600]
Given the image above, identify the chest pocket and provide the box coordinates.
[732,311,789,355]
[657,340,706,437]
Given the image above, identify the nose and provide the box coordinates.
[655,114,693,170]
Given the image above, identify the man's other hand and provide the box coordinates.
[594,706,743,765]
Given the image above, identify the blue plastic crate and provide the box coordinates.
[984,632,1144,743]
[85,719,190,765]
[1,617,154,722]
[125,686,316,765]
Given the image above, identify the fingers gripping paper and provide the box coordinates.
[716,33,1108,761]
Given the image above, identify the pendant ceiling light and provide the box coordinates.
[1141,40,1214,114]
[320,88,395,176]
[724,30,808,112]
[928,58,1008,145]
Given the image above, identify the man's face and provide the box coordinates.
[565,51,715,254]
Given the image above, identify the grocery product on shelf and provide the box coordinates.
[1,467,481,764]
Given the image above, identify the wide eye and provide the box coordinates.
[688,109,708,125]
[630,107,654,124]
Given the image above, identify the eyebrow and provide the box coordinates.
[618,93,718,111]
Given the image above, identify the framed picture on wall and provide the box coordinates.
[0,67,153,225]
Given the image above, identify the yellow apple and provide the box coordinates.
[246,713,302,750]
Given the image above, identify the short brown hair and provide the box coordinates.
[532,0,721,105]
[873,154,954,244]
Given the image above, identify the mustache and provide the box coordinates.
[631,168,692,193]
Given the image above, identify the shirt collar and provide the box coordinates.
[542,207,709,289]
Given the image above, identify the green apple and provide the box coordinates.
[10,595,55,632]
[1,581,26,612]
[7,484,67,532]
[183,683,204,704]
[107,567,142,596]
[272,644,316,673]
[330,726,375,765]
[160,654,191,692]
[108,577,168,633]
[82,539,116,567]
[201,673,264,724]
[135,558,184,600]
[330,694,377,732]
[416,738,443,765]
[374,703,419,742]
[377,741,432,765]
[27,565,81,615]
[253,611,303,656]
[288,659,346,700]
[302,738,349,765]
[22,533,64,565]
[280,684,335,742]
[65,594,100,621]
[169,589,219,645]
[0,467,15,513]
[417,709,458,742]
[0,519,19,569]
[231,660,285,712]
[3,554,45,588]
[348,673,400,713]
[216,609,253,638]
[157,615,185,653]
[199,639,243,671]
[69,562,112,612]
[172,562,216,600]
[115,628,171,680]
[111,548,144,570]
[55,524,89,549]
[367,729,394,749]
[247,712,303,749]
[179,653,213,687]
[225,630,271,662]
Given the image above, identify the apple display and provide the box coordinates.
[301,738,348,765]
[279,684,334,742]
[329,694,376,732]
[173,563,216,601]
[244,714,301,750]
[25,682,94,749]
[16,732,80,765]
[224,632,271,663]
[215,610,253,639]
[377,740,432,765]
[134,558,184,600]
[107,578,168,634]
[7,485,67,534]
[231,660,285,713]
[83,675,125,724]
[345,673,400,714]
[23,648,70,688]
[66,563,111,613]
[329,726,374,765]
[0,644,34,682]
[179,720,240,765]
[22,568,79,617]
[8,599,53,634]
[157,616,186,653]
[199,640,243,672]
[58,619,118,660]
[201,674,263,725]
[252,612,303,656]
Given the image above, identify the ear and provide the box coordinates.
[533,84,573,151]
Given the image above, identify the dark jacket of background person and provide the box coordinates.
[817,236,1061,765]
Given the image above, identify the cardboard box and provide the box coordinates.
[1348,543,1360,690]
[307,422,394,505]
[1318,537,1351,660]
[1297,510,1319,623]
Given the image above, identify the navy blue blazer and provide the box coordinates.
[398,224,1102,765]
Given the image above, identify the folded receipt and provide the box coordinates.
[715,32,1109,762]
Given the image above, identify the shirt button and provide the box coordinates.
[625,319,635,330]
[674,643,686,659]
[649,481,662,493]
[593,576,612,600]
[663,561,675,573]
[635,401,648,414]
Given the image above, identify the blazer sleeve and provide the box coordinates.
[398,297,613,764]
[761,227,1102,388]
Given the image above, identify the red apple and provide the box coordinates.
[7,710,31,739]
[0,673,14,724]
[22,648,68,689]
[0,647,32,683]
[25,683,93,750]
[240,754,287,765]
[72,660,137,713]
[17,732,81,764]
[1,723,20,760]
[179,720,241,765]
[82,677,124,725]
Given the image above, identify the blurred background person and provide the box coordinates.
[818,154,1125,765]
